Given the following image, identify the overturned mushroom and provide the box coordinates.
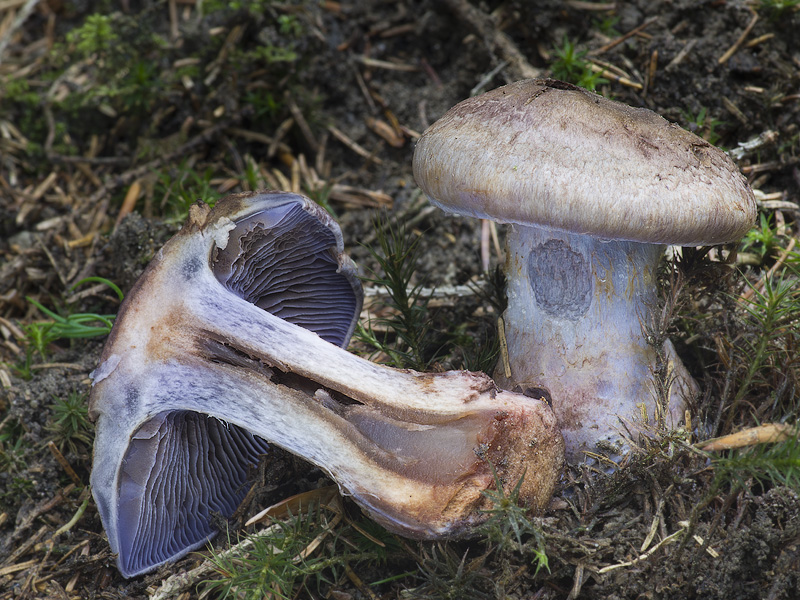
[90,191,564,577]
[413,79,756,461]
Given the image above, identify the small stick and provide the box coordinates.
[67,232,95,249]
[315,131,329,177]
[270,167,292,191]
[53,538,89,568]
[665,39,697,71]
[442,0,541,80]
[47,442,82,487]
[29,362,84,371]
[64,543,90,591]
[352,64,377,112]
[489,220,502,263]
[37,238,67,286]
[721,96,748,127]
[0,0,40,62]
[589,16,658,56]
[0,559,39,577]
[2,525,48,566]
[569,563,585,599]
[481,220,491,272]
[328,125,383,165]
[290,153,301,193]
[267,117,294,159]
[759,200,799,211]
[287,95,318,153]
[366,116,404,147]
[344,563,381,600]
[566,1,615,9]
[379,23,416,38]
[498,317,511,379]
[52,489,90,537]
[168,0,179,41]
[728,129,778,160]
[587,62,643,89]
[149,523,282,600]
[30,171,58,202]
[114,180,142,229]
[645,49,658,94]
[227,127,291,156]
[698,423,795,451]
[356,55,419,72]
[745,32,774,48]
[330,184,392,207]
[718,11,758,65]
[364,282,483,299]
[598,523,686,573]
[640,497,664,552]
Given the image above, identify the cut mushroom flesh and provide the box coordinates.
[89,191,564,577]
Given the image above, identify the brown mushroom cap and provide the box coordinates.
[413,79,756,246]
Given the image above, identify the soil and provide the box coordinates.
[1,0,799,599]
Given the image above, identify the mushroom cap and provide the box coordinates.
[412,79,756,246]
[90,191,364,577]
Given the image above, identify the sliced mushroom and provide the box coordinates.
[90,191,564,577]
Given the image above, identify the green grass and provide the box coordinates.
[201,471,552,599]
[355,215,503,374]
[755,0,800,16]
[549,35,608,91]
[410,543,494,600]
[355,215,449,371]
[680,106,725,146]
[479,471,548,571]
[0,418,35,505]
[15,277,122,379]
[0,418,28,474]
[679,225,800,528]
[23,277,122,357]
[202,501,396,599]
[66,14,118,57]
[155,161,223,224]
[723,265,800,432]
[741,213,785,264]
[47,389,94,455]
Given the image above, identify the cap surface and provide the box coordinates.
[413,79,756,245]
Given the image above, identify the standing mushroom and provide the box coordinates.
[413,79,756,461]
[90,191,564,577]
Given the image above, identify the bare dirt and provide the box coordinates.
[1,0,800,598]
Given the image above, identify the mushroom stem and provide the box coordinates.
[412,79,755,463]
[496,225,695,461]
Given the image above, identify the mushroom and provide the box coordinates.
[90,190,564,577]
[412,79,756,461]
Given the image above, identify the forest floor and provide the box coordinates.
[1,0,800,598]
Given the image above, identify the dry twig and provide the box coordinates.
[718,10,759,64]
[699,423,795,451]
[442,0,541,81]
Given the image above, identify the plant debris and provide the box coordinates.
[1,0,799,598]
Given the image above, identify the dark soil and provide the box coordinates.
[1,0,800,598]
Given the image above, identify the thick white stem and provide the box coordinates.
[497,225,693,461]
